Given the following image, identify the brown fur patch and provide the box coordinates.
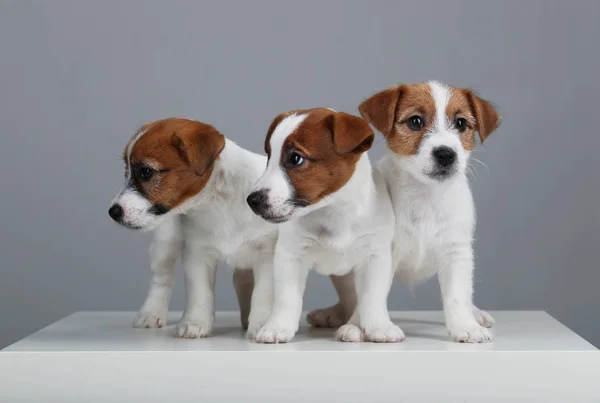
[360,84,435,156]
[462,90,501,143]
[446,89,477,151]
[268,108,373,206]
[358,86,402,137]
[126,118,225,210]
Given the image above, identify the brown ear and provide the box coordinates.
[171,122,225,176]
[329,112,374,155]
[359,85,403,136]
[264,112,292,155]
[463,90,501,143]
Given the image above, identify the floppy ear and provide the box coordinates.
[171,122,225,176]
[264,112,292,155]
[329,112,374,155]
[463,90,501,143]
[359,85,403,136]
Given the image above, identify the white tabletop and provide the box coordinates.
[4,310,596,352]
[2,311,598,403]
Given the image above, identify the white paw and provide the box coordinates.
[246,324,259,340]
[175,320,212,339]
[449,324,493,343]
[254,323,296,344]
[246,313,270,340]
[335,324,364,342]
[473,308,495,328]
[364,323,405,343]
[307,304,347,328]
[132,311,166,329]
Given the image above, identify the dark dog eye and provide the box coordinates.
[455,117,468,132]
[139,167,154,181]
[288,152,305,167]
[407,115,424,131]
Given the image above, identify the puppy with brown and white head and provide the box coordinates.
[109,118,277,338]
[314,82,500,343]
[247,108,403,343]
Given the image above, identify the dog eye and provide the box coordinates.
[407,115,424,131]
[139,167,154,181]
[455,117,468,132]
[288,152,305,167]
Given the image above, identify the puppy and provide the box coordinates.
[312,82,500,342]
[109,117,277,338]
[246,108,403,343]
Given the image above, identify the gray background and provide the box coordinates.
[1,0,598,349]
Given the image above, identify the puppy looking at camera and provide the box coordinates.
[314,82,500,343]
[246,108,403,343]
[109,117,277,338]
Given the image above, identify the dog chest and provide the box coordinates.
[392,190,474,282]
[312,249,356,276]
[309,234,375,276]
[182,210,276,264]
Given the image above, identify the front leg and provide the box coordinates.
[246,261,274,339]
[175,245,219,339]
[255,248,309,344]
[133,218,182,329]
[438,244,492,343]
[352,251,404,343]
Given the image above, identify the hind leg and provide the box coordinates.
[307,273,357,328]
[233,268,254,329]
[473,305,495,328]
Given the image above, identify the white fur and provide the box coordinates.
[111,189,153,230]
[251,114,403,343]
[251,114,307,220]
[114,139,278,339]
[125,127,149,179]
[378,81,493,342]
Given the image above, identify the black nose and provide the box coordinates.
[432,146,457,167]
[247,190,268,215]
[108,204,124,222]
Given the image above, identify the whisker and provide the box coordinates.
[466,166,477,182]
[470,156,490,174]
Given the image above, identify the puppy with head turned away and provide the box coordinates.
[247,108,403,343]
[109,117,277,339]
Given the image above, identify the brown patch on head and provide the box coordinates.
[269,108,374,206]
[462,90,501,143]
[446,89,477,151]
[446,88,500,150]
[359,84,435,155]
[125,118,225,212]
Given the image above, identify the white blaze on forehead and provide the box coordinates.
[251,113,308,215]
[125,126,151,181]
[268,113,308,161]
[428,80,451,131]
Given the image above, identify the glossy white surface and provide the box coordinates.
[1,311,598,403]
[4,311,596,351]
